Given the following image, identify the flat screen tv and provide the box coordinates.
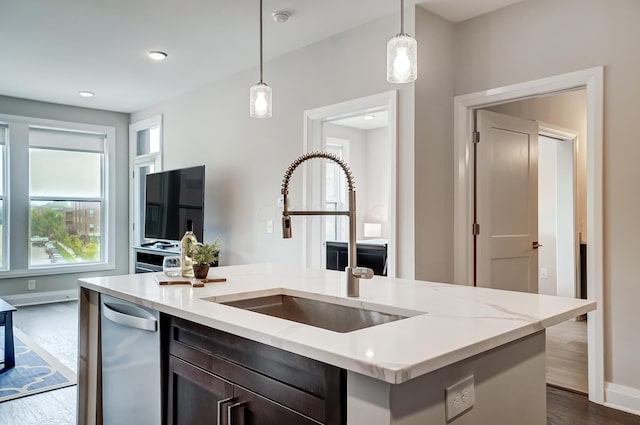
[144,165,205,242]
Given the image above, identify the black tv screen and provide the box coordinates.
[144,166,205,242]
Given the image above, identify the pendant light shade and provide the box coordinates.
[386,0,417,84]
[250,0,272,118]
[250,82,272,118]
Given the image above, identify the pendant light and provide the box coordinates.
[386,0,417,84]
[250,0,272,118]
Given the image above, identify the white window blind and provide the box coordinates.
[29,127,105,152]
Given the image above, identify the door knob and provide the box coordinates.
[532,241,543,249]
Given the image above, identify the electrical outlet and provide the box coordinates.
[28,279,36,290]
[445,375,475,421]
[540,267,548,279]
[267,220,273,234]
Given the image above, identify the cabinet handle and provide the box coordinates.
[217,397,235,425]
[227,402,245,425]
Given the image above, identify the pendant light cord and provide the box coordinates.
[400,0,404,35]
[259,0,264,83]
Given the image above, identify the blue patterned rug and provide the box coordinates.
[0,327,76,402]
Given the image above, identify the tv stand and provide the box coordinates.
[141,241,178,248]
[133,245,180,273]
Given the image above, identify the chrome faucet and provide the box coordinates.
[281,151,374,297]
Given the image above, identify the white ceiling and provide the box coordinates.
[331,111,389,131]
[0,0,523,113]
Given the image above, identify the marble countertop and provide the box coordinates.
[78,263,595,384]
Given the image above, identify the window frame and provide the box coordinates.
[0,113,116,278]
[0,124,7,270]
[324,138,349,242]
[129,115,163,272]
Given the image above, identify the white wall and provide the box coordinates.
[131,12,418,278]
[556,140,576,298]
[456,0,640,403]
[363,127,390,239]
[537,136,558,296]
[323,123,390,241]
[0,95,130,297]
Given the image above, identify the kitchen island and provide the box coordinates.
[77,263,595,425]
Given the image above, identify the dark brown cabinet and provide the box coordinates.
[229,387,319,425]
[167,355,233,425]
[162,315,346,425]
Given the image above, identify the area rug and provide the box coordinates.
[0,327,76,402]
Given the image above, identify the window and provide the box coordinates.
[129,116,162,254]
[29,128,106,267]
[0,113,114,276]
[325,138,349,242]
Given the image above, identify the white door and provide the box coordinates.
[475,110,539,293]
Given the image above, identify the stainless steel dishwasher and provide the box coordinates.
[101,294,160,425]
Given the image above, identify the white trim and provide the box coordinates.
[128,115,163,273]
[302,91,398,277]
[453,66,605,404]
[604,382,640,416]
[2,289,78,306]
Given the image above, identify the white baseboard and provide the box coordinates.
[605,381,640,416]
[2,289,78,306]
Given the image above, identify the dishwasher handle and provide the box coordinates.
[102,301,158,332]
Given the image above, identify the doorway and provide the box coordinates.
[478,97,586,394]
[302,91,398,277]
[453,67,604,403]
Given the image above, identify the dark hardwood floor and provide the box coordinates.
[548,386,640,425]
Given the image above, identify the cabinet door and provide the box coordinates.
[167,355,234,425]
[229,387,320,425]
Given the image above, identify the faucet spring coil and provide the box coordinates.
[281,151,355,194]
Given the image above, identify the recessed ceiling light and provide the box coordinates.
[78,91,94,98]
[147,51,168,61]
[363,114,375,120]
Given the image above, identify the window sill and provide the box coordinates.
[0,262,115,279]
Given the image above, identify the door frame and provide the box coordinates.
[302,91,398,277]
[453,66,604,403]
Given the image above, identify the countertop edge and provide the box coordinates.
[78,274,596,385]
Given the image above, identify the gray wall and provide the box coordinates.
[131,13,419,278]
[414,6,456,283]
[455,0,640,398]
[0,95,130,297]
[363,127,390,239]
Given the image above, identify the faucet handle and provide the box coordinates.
[351,267,374,279]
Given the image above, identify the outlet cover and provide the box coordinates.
[267,220,273,234]
[540,268,548,279]
[445,375,475,421]
[28,279,36,290]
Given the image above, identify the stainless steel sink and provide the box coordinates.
[220,294,411,333]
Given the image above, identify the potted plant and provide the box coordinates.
[190,239,221,279]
